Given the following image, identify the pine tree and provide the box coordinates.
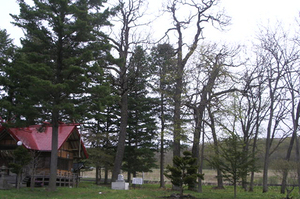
[0,29,20,124]
[164,151,203,198]
[151,43,176,188]
[81,64,121,184]
[0,28,50,126]
[123,46,158,181]
[11,0,112,191]
[83,84,119,184]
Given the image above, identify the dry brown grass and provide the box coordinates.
[81,169,278,184]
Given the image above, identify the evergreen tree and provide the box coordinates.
[11,0,112,191]
[82,65,122,184]
[0,29,13,120]
[151,43,176,188]
[122,46,158,181]
[164,151,203,198]
[83,85,120,184]
[0,29,20,124]
[0,29,15,85]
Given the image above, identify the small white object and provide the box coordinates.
[132,178,143,185]
[111,182,129,190]
[17,141,22,146]
[117,174,124,181]
[99,192,102,194]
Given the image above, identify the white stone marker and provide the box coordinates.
[111,174,129,190]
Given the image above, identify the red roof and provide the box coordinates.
[8,123,88,158]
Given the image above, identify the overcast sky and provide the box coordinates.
[0,0,299,46]
[215,0,300,43]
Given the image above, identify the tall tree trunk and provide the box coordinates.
[296,135,300,193]
[30,171,35,190]
[249,129,259,192]
[249,87,262,192]
[280,133,296,193]
[95,166,100,185]
[249,170,255,192]
[104,166,108,184]
[192,63,220,164]
[30,154,36,190]
[190,107,204,192]
[127,171,131,183]
[173,11,184,159]
[173,71,182,192]
[173,69,183,159]
[208,95,224,189]
[263,84,275,193]
[99,167,102,183]
[180,186,184,198]
[262,133,271,193]
[112,90,128,182]
[198,123,205,193]
[49,112,59,191]
[294,102,300,193]
[192,107,204,171]
[234,181,237,199]
[160,103,165,188]
[16,171,21,190]
[242,140,249,191]
[49,15,63,190]
[262,115,272,193]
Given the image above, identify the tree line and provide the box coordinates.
[0,0,299,195]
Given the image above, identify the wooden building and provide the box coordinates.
[0,123,88,186]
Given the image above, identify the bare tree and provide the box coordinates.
[255,24,293,193]
[207,103,224,189]
[233,65,269,191]
[244,63,268,192]
[163,0,230,160]
[107,0,150,182]
[185,43,241,191]
[279,38,300,193]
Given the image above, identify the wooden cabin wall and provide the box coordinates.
[0,139,15,146]
[0,134,17,149]
[57,141,73,175]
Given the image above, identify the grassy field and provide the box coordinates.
[1,169,298,199]
[0,180,299,199]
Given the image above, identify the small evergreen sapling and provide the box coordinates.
[9,145,31,189]
[164,151,204,198]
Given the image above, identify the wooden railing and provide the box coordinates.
[26,173,79,187]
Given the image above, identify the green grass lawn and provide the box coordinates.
[0,181,299,199]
